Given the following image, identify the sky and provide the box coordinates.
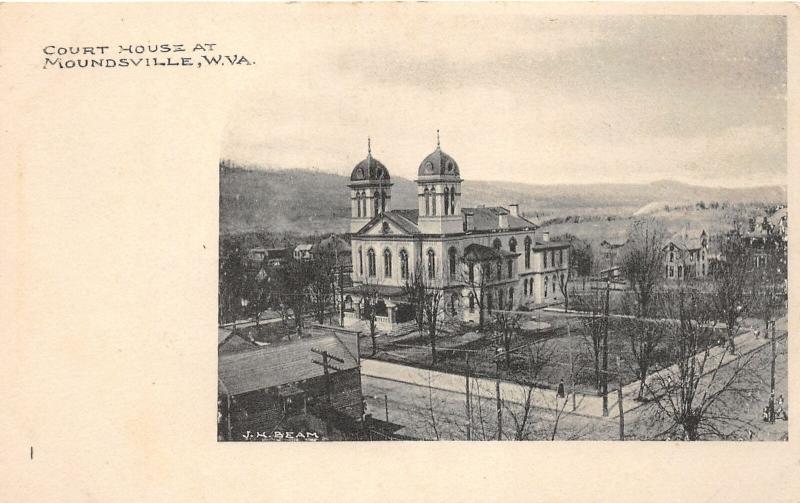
[221,12,786,187]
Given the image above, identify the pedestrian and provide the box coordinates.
[762,406,770,423]
[557,379,565,398]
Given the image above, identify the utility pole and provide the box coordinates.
[616,355,624,441]
[311,348,345,437]
[496,379,502,441]
[465,353,471,440]
[568,327,576,411]
[602,276,610,417]
[384,394,389,423]
[770,320,777,396]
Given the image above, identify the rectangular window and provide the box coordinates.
[507,260,513,277]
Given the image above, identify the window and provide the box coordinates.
[524,278,528,295]
[400,249,409,280]
[358,247,363,275]
[450,293,458,315]
[431,188,437,215]
[449,247,458,278]
[669,266,674,278]
[383,249,392,277]
[374,191,380,216]
[381,190,387,213]
[486,264,492,281]
[508,288,514,306]
[544,252,548,268]
[552,274,557,293]
[496,261,502,280]
[544,277,548,298]
[367,249,376,277]
[468,292,475,313]
[493,238,502,250]
[424,188,430,216]
[356,193,362,217]
[677,265,683,279]
[443,187,450,215]
[669,251,674,262]
[498,290,505,310]
[468,263,475,284]
[559,250,563,266]
[427,249,436,279]
[450,187,455,215]
[361,192,367,216]
[665,265,668,278]
[507,259,513,277]
[702,263,706,275]
[509,237,517,253]
[524,236,532,269]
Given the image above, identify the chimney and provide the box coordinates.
[464,212,474,232]
[509,204,519,217]
[542,231,550,242]
[498,212,509,229]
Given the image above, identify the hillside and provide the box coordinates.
[219,165,786,235]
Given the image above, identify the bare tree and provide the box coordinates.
[620,218,667,318]
[573,288,606,394]
[643,286,761,440]
[490,302,522,370]
[460,258,489,330]
[403,261,445,365]
[621,308,667,401]
[711,232,752,353]
[357,279,380,356]
[557,258,573,312]
[308,254,335,325]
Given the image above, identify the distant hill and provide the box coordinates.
[220,165,786,236]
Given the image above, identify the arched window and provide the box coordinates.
[544,277,549,298]
[358,247,363,276]
[493,238,502,250]
[450,293,458,315]
[367,249,376,277]
[496,261,502,280]
[430,188,437,215]
[498,290,504,310]
[424,188,430,216]
[399,249,409,280]
[374,191,380,216]
[524,236,532,269]
[383,249,392,277]
[552,274,557,294]
[356,193,362,217]
[427,249,436,279]
[509,237,517,253]
[360,192,367,216]
[468,292,475,313]
[507,259,513,277]
[468,263,475,284]
[509,287,514,306]
[669,251,674,262]
[443,187,450,215]
[449,247,458,278]
[544,251,548,268]
[450,187,455,215]
[381,190,387,213]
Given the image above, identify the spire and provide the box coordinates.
[367,136,372,158]
[436,129,440,150]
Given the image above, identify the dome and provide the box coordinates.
[350,156,390,182]
[418,147,460,178]
[350,138,391,182]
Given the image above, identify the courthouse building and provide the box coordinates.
[344,135,570,330]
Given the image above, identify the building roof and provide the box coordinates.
[218,331,360,396]
[463,243,517,262]
[418,145,460,179]
[664,230,707,251]
[350,140,390,183]
[294,244,313,252]
[462,207,538,232]
[532,240,570,251]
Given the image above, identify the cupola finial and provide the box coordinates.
[436,129,440,149]
[367,136,372,157]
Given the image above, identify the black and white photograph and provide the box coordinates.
[217,13,788,442]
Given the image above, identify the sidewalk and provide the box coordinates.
[362,326,780,419]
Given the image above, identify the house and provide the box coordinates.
[293,244,314,261]
[218,329,364,441]
[599,239,627,272]
[662,229,709,280]
[344,135,570,330]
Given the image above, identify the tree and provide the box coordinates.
[460,256,489,330]
[357,280,380,357]
[573,287,606,394]
[277,258,314,338]
[403,262,444,364]
[620,218,667,318]
[308,254,335,325]
[620,297,667,400]
[557,262,572,312]
[711,232,752,353]
[490,305,522,370]
[643,286,761,440]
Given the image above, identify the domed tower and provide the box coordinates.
[349,138,392,233]
[416,131,462,234]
